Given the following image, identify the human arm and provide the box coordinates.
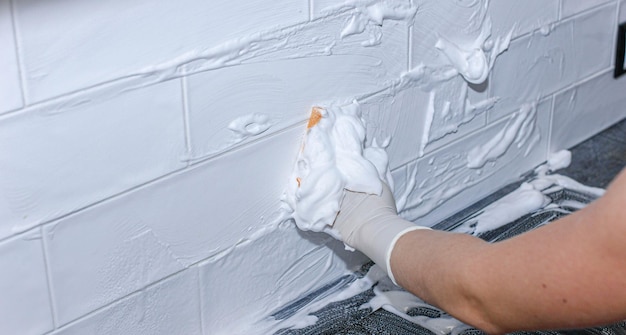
[336,169,626,334]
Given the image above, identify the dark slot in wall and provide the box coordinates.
[615,22,626,78]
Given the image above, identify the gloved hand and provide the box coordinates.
[333,182,430,284]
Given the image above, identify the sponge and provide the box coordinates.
[283,102,393,240]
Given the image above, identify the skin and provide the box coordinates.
[390,168,626,334]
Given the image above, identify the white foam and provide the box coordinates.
[254,265,388,334]
[467,103,538,169]
[546,150,572,172]
[460,182,550,235]
[283,102,392,239]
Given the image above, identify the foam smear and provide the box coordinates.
[338,0,418,46]
[435,14,513,85]
[283,102,393,240]
[362,277,466,335]
[457,181,551,235]
[260,264,467,334]
[255,265,389,334]
[467,102,538,169]
[459,150,603,235]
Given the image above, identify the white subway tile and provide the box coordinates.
[0,1,23,113]
[0,80,186,240]
[199,224,366,334]
[360,82,487,171]
[13,0,308,102]
[311,0,343,18]
[561,0,614,19]
[42,207,187,325]
[551,71,626,152]
[0,229,53,335]
[51,269,202,335]
[489,0,559,39]
[360,87,432,170]
[490,4,615,119]
[620,0,626,21]
[185,18,407,160]
[394,98,551,226]
[43,126,304,324]
[411,1,494,70]
[422,78,490,155]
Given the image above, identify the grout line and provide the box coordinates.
[611,0,621,69]
[560,0,616,21]
[0,164,182,246]
[407,20,413,71]
[485,72,495,124]
[51,289,142,330]
[0,116,306,246]
[52,266,197,330]
[391,110,515,173]
[509,0,616,47]
[547,94,556,157]
[551,67,614,97]
[40,226,59,329]
[0,74,147,119]
[196,267,206,335]
[418,90,558,169]
[308,0,314,21]
[185,118,306,167]
[9,0,28,107]
[489,66,614,126]
[407,0,414,71]
[488,95,554,126]
[0,8,330,114]
[181,77,193,167]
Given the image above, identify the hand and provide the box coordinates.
[333,182,430,284]
[334,182,399,248]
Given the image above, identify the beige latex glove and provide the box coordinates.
[334,183,430,284]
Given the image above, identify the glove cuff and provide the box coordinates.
[357,215,431,285]
[385,226,432,285]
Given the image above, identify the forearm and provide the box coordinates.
[390,229,502,332]
[390,200,626,334]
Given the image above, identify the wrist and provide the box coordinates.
[357,215,431,285]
